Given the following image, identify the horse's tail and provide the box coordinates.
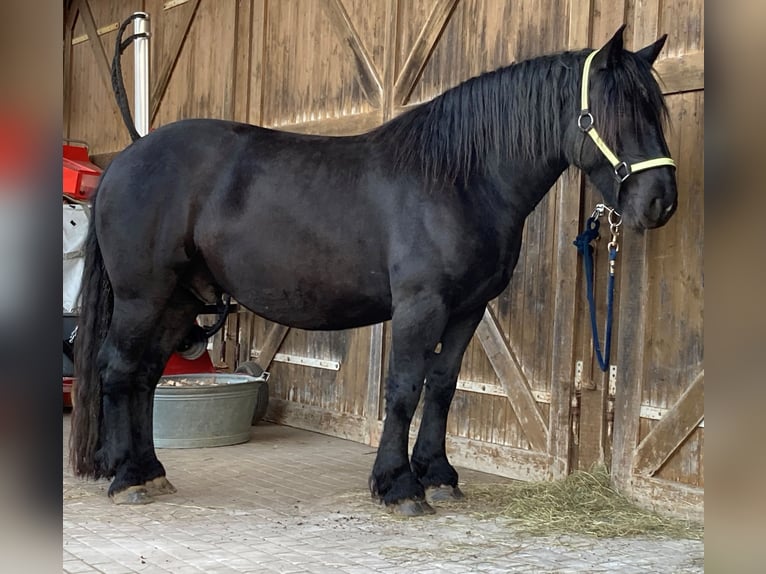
[70,191,113,479]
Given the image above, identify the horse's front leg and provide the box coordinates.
[369,292,448,516]
[411,307,485,503]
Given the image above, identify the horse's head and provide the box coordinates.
[572,26,677,230]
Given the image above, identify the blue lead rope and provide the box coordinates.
[573,215,617,372]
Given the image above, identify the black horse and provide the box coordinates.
[71,26,677,515]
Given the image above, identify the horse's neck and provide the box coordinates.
[481,150,570,224]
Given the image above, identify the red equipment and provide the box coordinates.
[63,142,101,201]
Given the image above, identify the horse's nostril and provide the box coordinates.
[664,203,674,215]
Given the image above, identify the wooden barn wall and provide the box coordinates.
[64,0,704,516]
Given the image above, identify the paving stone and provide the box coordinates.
[63,414,703,573]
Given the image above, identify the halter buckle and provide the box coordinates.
[614,161,631,182]
[577,111,594,132]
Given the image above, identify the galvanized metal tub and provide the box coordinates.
[153,373,269,448]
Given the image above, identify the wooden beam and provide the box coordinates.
[150,0,202,124]
[655,51,704,95]
[236,312,254,365]
[63,1,79,138]
[633,371,704,476]
[445,435,552,482]
[611,225,650,484]
[322,0,383,108]
[78,0,114,94]
[543,0,594,479]
[65,0,81,33]
[567,0,593,47]
[367,419,552,482]
[232,0,255,123]
[611,0,660,490]
[381,0,398,122]
[393,0,459,106]
[626,475,704,522]
[266,109,382,135]
[252,323,290,370]
[363,323,385,445]
[265,399,368,444]
[223,312,240,370]
[475,306,549,452]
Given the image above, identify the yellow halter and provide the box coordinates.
[578,49,676,182]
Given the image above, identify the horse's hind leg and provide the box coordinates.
[411,307,485,503]
[97,285,202,504]
[369,292,449,516]
[129,289,203,500]
[97,296,168,504]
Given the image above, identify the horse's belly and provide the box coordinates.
[226,274,393,331]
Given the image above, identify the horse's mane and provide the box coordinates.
[370,48,668,184]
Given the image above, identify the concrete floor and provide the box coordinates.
[63,414,703,573]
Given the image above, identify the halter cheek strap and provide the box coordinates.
[578,49,676,183]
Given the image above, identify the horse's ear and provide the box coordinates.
[596,25,627,68]
[635,34,667,66]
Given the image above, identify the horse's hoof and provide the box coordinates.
[388,499,436,516]
[110,486,154,505]
[426,485,464,503]
[144,476,176,496]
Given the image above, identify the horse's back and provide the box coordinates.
[95,119,397,328]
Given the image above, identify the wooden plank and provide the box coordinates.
[264,398,368,444]
[322,0,383,108]
[223,312,239,370]
[221,0,240,121]
[363,323,384,444]
[568,0,593,47]
[655,51,704,95]
[65,0,81,32]
[237,312,254,366]
[475,306,549,452]
[393,0,459,106]
[268,109,382,135]
[611,0,661,489]
[544,1,594,478]
[626,475,704,522]
[546,165,584,477]
[611,227,650,484]
[381,0,398,122]
[79,0,114,94]
[64,4,77,138]
[445,436,552,482]
[232,0,255,123]
[367,419,551,482]
[150,0,201,124]
[252,323,290,369]
[631,0,661,48]
[633,371,704,476]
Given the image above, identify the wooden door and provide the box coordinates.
[569,0,704,520]
[64,0,704,514]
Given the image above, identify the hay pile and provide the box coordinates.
[465,467,703,539]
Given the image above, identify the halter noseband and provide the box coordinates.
[577,49,675,183]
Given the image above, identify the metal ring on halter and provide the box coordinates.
[578,111,594,131]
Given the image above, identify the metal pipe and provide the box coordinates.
[133,12,150,137]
